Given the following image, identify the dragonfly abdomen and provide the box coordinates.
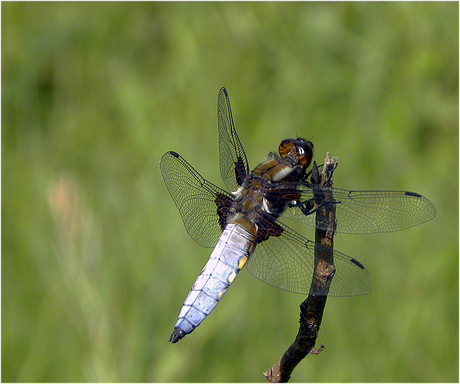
[169,223,255,343]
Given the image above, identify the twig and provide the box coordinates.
[264,153,338,383]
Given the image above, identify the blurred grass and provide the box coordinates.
[2,2,458,382]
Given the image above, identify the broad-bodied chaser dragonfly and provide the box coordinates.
[160,87,436,343]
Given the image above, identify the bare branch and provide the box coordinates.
[264,153,338,383]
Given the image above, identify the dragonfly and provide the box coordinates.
[160,87,436,343]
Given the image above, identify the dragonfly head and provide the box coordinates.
[279,138,314,168]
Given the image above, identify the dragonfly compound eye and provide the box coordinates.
[294,139,314,167]
[278,138,314,168]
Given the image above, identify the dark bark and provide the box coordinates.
[264,153,338,383]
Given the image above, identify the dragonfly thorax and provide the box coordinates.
[226,149,310,238]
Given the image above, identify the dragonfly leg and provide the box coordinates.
[289,198,340,217]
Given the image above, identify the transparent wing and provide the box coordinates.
[278,183,437,234]
[218,87,249,192]
[247,219,372,296]
[159,151,233,248]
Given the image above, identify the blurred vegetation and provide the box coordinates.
[2,2,458,382]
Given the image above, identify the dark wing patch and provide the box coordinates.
[256,215,284,242]
[215,192,233,231]
[234,157,248,188]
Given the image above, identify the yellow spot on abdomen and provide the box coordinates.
[238,255,248,269]
[228,271,237,283]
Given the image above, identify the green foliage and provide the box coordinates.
[3,2,458,382]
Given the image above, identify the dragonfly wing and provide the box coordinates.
[281,184,436,234]
[218,87,249,192]
[246,219,372,296]
[159,151,234,248]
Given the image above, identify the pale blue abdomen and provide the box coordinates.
[169,223,255,343]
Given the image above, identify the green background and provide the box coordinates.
[3,2,458,382]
